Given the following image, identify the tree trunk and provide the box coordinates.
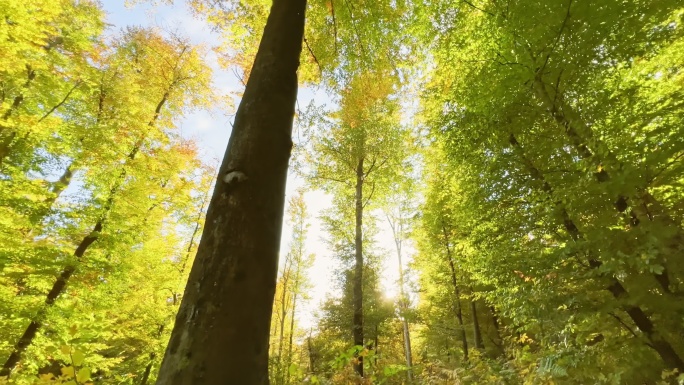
[307,332,315,374]
[401,318,412,380]
[140,359,155,385]
[441,224,468,361]
[1,219,101,376]
[352,157,365,377]
[276,264,290,385]
[509,133,684,371]
[153,0,306,383]
[374,324,379,366]
[470,299,484,350]
[140,324,165,385]
[286,276,299,385]
[388,212,413,381]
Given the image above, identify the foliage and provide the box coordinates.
[4,0,684,384]
[0,2,215,383]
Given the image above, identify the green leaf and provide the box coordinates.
[72,350,85,366]
[61,366,75,377]
[76,367,91,383]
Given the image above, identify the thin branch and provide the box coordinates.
[304,37,322,76]
[325,144,356,172]
[232,68,246,87]
[540,0,573,74]
[460,0,495,17]
[38,81,82,123]
[365,157,389,177]
[330,0,338,55]
[310,173,352,187]
[647,151,684,186]
[341,0,367,61]
[608,312,645,344]
[362,181,376,209]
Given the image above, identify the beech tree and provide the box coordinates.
[304,71,407,378]
[153,0,307,383]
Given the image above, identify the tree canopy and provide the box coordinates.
[2,0,684,384]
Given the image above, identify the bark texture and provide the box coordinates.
[441,224,468,361]
[154,0,306,383]
[470,299,484,350]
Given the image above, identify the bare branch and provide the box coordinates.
[540,0,573,74]
[304,37,322,76]
[460,0,495,17]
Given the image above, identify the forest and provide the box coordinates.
[1,0,683,384]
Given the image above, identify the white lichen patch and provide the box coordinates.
[222,170,248,184]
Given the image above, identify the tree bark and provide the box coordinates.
[470,299,484,350]
[154,0,306,383]
[441,224,468,361]
[352,157,365,377]
[509,133,684,371]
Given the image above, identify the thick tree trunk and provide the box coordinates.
[154,0,306,383]
[441,224,468,361]
[352,157,365,377]
[470,300,484,350]
[509,133,684,371]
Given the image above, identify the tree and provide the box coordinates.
[154,0,307,383]
[415,0,684,381]
[384,179,418,382]
[0,19,213,380]
[269,190,314,385]
[305,70,406,377]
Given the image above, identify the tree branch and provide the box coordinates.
[540,0,573,74]
[304,37,322,76]
[460,0,495,17]
[38,81,82,123]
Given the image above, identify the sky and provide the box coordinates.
[102,0,410,329]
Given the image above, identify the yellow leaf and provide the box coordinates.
[76,367,91,383]
[72,350,85,366]
[61,366,75,377]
